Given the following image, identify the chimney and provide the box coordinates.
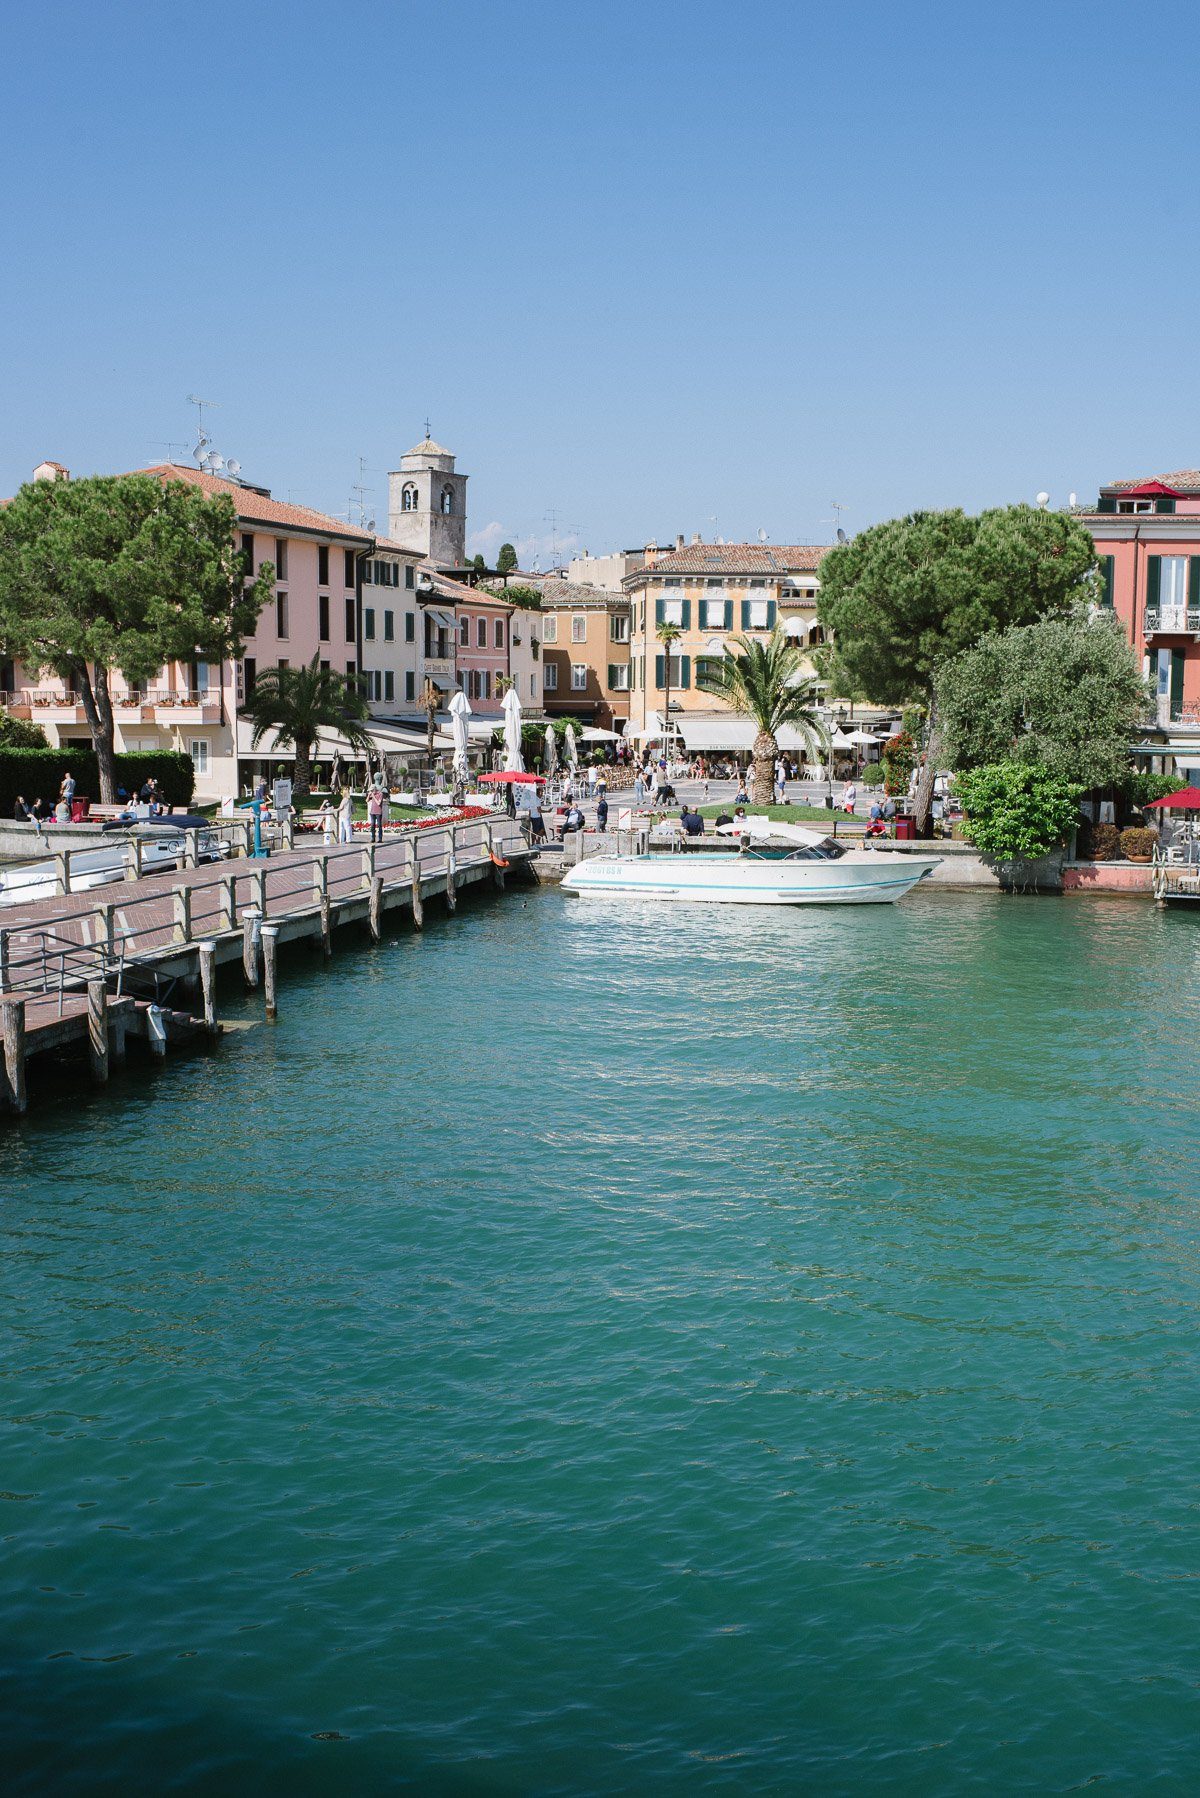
[33,460,70,482]
[644,539,659,567]
[691,533,701,545]
[675,534,685,550]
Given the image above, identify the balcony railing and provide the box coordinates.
[1144,606,1200,636]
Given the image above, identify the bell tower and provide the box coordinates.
[387,431,468,567]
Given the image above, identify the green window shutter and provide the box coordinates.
[1100,555,1115,608]
[1146,557,1162,608]
[679,655,691,690]
[681,598,691,628]
[766,600,778,628]
[1171,649,1185,719]
[1155,498,1177,514]
[655,654,665,690]
[1188,559,1200,610]
[607,664,617,688]
[724,599,733,630]
[741,599,750,629]
[1096,497,1117,513]
[655,598,664,625]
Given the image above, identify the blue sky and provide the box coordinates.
[2,1,1197,563]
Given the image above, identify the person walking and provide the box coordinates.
[843,780,858,815]
[337,788,354,844]
[366,782,385,844]
[596,793,609,832]
[633,769,646,806]
[317,798,336,845]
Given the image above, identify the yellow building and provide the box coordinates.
[624,539,826,750]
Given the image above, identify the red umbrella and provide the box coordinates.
[1144,787,1200,810]
[477,770,545,785]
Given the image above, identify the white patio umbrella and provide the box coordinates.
[544,723,558,775]
[448,689,472,784]
[564,721,579,769]
[502,684,525,773]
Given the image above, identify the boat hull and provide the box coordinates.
[561,851,940,906]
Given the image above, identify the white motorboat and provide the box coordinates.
[561,824,939,907]
[0,822,229,909]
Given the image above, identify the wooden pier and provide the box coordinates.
[0,815,532,1116]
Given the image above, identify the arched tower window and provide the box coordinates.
[401,484,418,512]
[441,485,454,515]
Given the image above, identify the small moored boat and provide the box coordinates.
[561,824,939,907]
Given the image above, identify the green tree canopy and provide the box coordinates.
[242,655,374,794]
[483,584,542,610]
[697,627,827,804]
[496,542,518,574]
[817,505,1100,707]
[936,613,1149,789]
[0,472,270,799]
[0,711,49,749]
[956,760,1081,864]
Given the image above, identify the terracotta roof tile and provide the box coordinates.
[624,542,827,579]
[136,463,372,543]
[1109,470,1200,492]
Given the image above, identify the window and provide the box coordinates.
[318,545,329,586]
[278,658,289,671]
[320,660,330,673]
[1160,557,1188,608]
[405,671,415,701]
[402,483,418,512]
[319,594,330,641]
[610,614,630,642]
[345,597,356,639]
[441,484,454,515]
[748,598,769,629]
[385,670,394,702]
[544,662,559,692]
[274,538,287,581]
[662,596,684,627]
[276,592,289,638]
[243,656,256,698]
[571,614,587,643]
[344,549,355,587]
[571,663,587,691]
[460,616,470,646]
[346,660,356,679]
[495,618,505,648]
[193,659,210,697]
[543,615,558,643]
[362,561,373,586]
[608,664,631,690]
[189,739,209,777]
[405,612,415,642]
[702,597,727,629]
[241,531,255,574]
[405,564,415,589]
[364,607,376,641]
[477,618,487,648]
[482,670,491,700]
[384,610,394,641]
[655,654,690,689]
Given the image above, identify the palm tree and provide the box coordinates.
[697,627,827,806]
[242,656,375,795]
[655,620,682,758]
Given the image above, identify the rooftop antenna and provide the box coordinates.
[155,441,188,465]
[187,394,218,457]
[820,501,849,544]
[351,455,372,529]
[544,508,582,569]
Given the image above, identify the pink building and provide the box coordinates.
[1076,468,1200,783]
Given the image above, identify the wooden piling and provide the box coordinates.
[198,940,217,1034]
[1,998,26,1115]
[369,875,383,942]
[219,872,237,933]
[262,923,279,1020]
[87,978,109,1085]
[242,907,261,988]
[446,829,457,912]
[313,855,332,957]
[411,843,424,930]
[173,886,192,945]
[0,928,10,996]
[146,1003,167,1057]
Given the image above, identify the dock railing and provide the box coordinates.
[0,816,523,1002]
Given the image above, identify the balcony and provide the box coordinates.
[1143,606,1200,638]
[145,690,223,724]
[17,690,86,723]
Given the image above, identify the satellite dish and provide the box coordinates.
[367,517,376,532]
[1068,491,1077,508]
[208,453,225,472]
[836,527,848,543]
[758,528,767,543]
[1036,491,1050,509]
[192,436,210,464]
[226,459,241,477]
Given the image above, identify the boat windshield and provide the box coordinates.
[746,839,844,862]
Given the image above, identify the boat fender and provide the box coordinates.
[490,849,510,869]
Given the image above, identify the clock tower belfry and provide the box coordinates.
[387,431,468,568]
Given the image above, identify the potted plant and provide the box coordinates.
[1090,821,1122,860]
[1120,825,1156,864]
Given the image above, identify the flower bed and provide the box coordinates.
[349,804,492,834]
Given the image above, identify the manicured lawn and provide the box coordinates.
[698,802,858,825]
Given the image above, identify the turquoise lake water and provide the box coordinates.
[4,884,1200,1794]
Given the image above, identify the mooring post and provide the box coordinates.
[369,874,383,942]
[0,928,9,996]
[198,939,217,1034]
[86,978,109,1085]
[219,871,237,933]
[97,902,117,963]
[146,1003,167,1057]
[1,997,26,1115]
[253,866,267,918]
[173,886,192,946]
[261,922,279,1020]
[125,837,143,884]
[362,840,376,892]
[446,828,457,913]
[312,855,332,958]
[241,906,261,988]
[410,838,424,930]
[55,850,71,897]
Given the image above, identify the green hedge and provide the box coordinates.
[0,748,195,814]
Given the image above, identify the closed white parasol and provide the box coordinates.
[448,689,472,783]
[564,721,578,769]
[544,723,558,775]
[502,684,525,773]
